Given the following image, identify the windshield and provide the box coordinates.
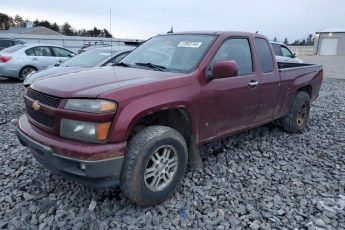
[121,34,216,73]
[61,48,113,67]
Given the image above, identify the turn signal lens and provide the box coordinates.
[100,101,117,112]
[60,119,111,143]
[96,122,111,140]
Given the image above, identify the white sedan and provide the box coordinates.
[0,44,75,81]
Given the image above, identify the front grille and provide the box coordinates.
[27,106,55,128]
[26,88,61,108]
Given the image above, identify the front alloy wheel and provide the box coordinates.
[144,145,178,192]
[120,125,188,206]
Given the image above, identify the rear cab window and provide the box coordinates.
[255,38,274,73]
[211,38,253,76]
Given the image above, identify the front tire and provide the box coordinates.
[281,91,311,133]
[120,125,188,206]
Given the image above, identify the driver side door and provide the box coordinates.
[199,37,260,142]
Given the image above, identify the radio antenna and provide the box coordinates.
[110,7,113,51]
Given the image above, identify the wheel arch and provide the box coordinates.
[296,85,312,98]
[18,65,38,79]
[108,99,198,144]
[129,107,193,143]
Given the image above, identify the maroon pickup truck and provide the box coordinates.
[17,31,323,206]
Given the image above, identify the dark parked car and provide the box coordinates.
[24,46,134,86]
[0,38,25,51]
[17,31,323,206]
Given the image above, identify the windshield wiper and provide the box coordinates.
[112,62,131,67]
[135,62,166,71]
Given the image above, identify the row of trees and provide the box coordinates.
[273,34,315,46]
[0,13,112,38]
[1,12,317,44]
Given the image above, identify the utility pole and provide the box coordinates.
[110,7,113,49]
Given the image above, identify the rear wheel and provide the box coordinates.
[281,91,311,133]
[120,125,188,206]
[19,66,36,81]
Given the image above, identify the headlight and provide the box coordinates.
[60,119,111,143]
[65,99,117,113]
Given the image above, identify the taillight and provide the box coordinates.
[0,56,11,63]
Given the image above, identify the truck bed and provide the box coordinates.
[277,62,321,70]
[275,62,323,119]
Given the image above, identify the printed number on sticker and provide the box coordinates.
[177,41,202,48]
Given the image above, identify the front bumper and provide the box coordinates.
[17,115,126,188]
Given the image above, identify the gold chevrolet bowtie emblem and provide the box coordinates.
[32,100,40,111]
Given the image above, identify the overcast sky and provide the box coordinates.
[2,0,344,41]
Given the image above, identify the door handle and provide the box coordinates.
[32,58,38,61]
[248,80,259,87]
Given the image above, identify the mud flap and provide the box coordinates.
[188,137,203,169]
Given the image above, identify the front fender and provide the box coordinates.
[108,86,200,143]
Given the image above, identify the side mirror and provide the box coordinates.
[292,53,296,58]
[208,61,238,80]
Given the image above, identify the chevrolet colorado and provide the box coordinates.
[17,31,323,206]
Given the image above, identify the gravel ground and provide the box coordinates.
[0,77,344,229]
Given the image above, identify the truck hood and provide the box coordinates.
[24,66,84,86]
[31,66,181,98]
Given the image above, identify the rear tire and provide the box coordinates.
[120,125,188,206]
[19,66,37,81]
[281,91,311,133]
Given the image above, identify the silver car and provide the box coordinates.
[0,44,75,80]
[271,42,303,64]
[24,46,134,86]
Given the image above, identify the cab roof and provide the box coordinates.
[159,31,268,40]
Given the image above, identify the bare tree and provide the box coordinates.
[13,15,25,28]
[0,13,13,30]
[283,38,289,45]
[61,22,74,36]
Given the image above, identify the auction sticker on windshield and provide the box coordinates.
[177,41,202,48]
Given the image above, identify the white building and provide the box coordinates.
[314,28,345,55]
